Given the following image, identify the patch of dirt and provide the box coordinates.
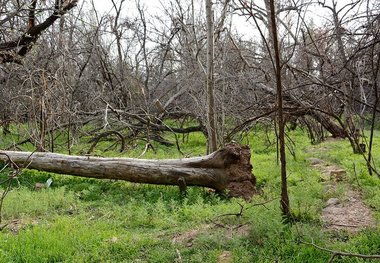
[322,189,376,232]
[171,223,250,247]
[107,236,119,243]
[172,225,211,247]
[223,224,250,239]
[307,157,325,166]
[307,157,346,182]
[218,251,233,263]
[1,218,39,234]
[235,224,250,234]
[172,229,199,247]
[307,155,376,233]
[6,219,23,234]
[324,137,345,142]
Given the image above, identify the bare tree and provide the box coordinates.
[205,0,218,152]
[0,0,78,63]
[267,0,290,218]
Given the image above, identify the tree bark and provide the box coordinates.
[256,83,347,139]
[0,0,78,63]
[267,0,291,219]
[306,110,347,138]
[0,144,256,200]
[206,0,218,153]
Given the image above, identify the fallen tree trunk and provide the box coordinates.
[308,110,347,138]
[0,144,256,200]
[255,84,348,138]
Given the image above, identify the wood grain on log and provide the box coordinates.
[0,144,256,200]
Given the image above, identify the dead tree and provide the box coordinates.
[0,144,256,200]
[205,0,218,152]
[0,0,78,63]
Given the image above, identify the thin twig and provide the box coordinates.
[247,197,280,211]
[137,143,154,158]
[300,240,380,262]
[0,151,35,228]
[217,202,246,218]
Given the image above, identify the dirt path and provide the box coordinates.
[307,154,376,232]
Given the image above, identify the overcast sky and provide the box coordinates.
[86,0,369,42]
[88,0,275,40]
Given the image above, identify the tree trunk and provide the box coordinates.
[0,144,256,200]
[256,81,347,139]
[1,114,10,135]
[267,0,291,219]
[205,0,218,153]
[308,110,347,138]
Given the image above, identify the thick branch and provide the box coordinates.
[0,0,78,62]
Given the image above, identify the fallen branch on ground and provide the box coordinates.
[300,240,380,262]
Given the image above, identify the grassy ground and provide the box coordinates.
[0,126,379,262]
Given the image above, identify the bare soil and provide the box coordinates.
[321,188,376,232]
[3,218,40,234]
[307,154,376,232]
[171,223,250,248]
[172,228,204,247]
[217,250,233,263]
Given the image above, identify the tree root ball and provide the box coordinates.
[218,144,256,200]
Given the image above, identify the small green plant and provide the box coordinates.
[0,127,379,262]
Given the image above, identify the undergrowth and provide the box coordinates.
[0,126,379,262]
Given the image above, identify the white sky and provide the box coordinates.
[84,0,371,46]
[88,0,264,42]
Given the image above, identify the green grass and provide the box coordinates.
[0,125,379,262]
